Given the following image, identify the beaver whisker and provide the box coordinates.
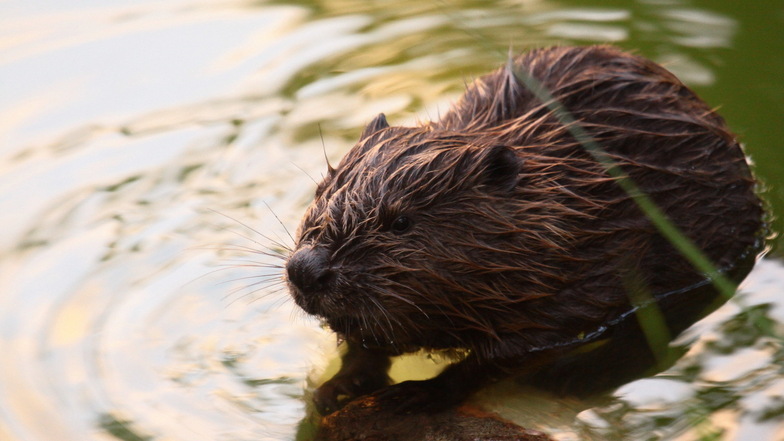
[362,273,467,339]
[218,273,283,287]
[361,285,444,348]
[226,242,288,255]
[208,208,293,253]
[263,286,294,310]
[223,275,285,301]
[215,245,288,261]
[366,298,397,342]
[214,260,284,271]
[227,281,287,307]
[252,281,288,302]
[361,295,400,346]
[366,288,427,341]
[261,200,296,247]
[360,274,430,316]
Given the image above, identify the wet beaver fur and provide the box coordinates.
[285,45,765,414]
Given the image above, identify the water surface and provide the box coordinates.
[1,1,783,440]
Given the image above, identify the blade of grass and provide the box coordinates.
[508,58,738,299]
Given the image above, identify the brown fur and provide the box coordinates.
[285,45,765,414]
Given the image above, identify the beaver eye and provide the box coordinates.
[390,215,413,235]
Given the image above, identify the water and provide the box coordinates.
[1,1,782,440]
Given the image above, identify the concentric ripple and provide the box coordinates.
[0,1,782,440]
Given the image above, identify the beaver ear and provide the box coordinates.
[360,113,390,140]
[478,145,522,192]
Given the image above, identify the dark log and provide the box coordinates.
[315,395,553,441]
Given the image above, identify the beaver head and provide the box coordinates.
[285,113,601,354]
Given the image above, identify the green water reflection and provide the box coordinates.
[0,0,782,440]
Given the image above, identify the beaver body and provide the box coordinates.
[285,45,765,414]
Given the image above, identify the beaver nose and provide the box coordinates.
[286,245,335,293]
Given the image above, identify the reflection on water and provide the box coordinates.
[1,0,782,440]
[575,259,784,440]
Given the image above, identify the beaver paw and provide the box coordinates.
[314,371,390,415]
[372,378,468,415]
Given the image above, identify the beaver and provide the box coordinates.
[284,45,765,415]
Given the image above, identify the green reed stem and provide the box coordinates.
[510,59,738,299]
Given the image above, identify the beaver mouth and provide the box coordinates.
[288,279,408,345]
[292,291,338,318]
[323,311,376,332]
[323,314,400,345]
[288,283,331,317]
[323,315,359,332]
[289,284,364,322]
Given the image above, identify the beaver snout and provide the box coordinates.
[286,245,335,312]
